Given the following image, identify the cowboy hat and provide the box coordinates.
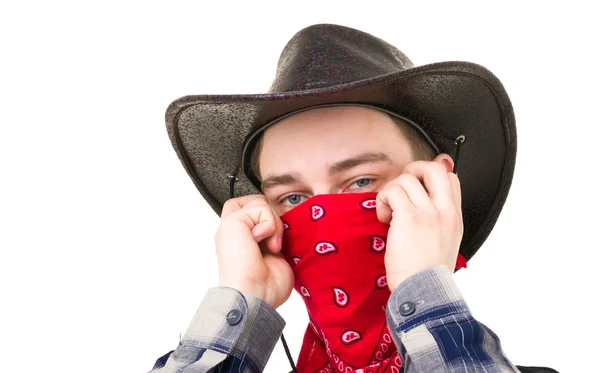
[164,23,516,262]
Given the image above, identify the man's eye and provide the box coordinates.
[282,195,305,206]
[348,178,373,190]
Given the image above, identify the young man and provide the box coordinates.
[150,24,556,373]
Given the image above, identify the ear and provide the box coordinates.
[432,153,454,173]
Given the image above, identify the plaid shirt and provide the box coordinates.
[149,266,521,373]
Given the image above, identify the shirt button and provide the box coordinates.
[399,301,416,316]
[226,309,243,325]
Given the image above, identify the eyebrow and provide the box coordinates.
[261,152,392,191]
[328,152,392,176]
[261,172,303,191]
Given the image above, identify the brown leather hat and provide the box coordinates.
[165,23,516,262]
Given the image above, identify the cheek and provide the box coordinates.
[263,190,284,206]
[272,205,286,217]
[375,170,404,191]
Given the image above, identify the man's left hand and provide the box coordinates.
[376,159,464,291]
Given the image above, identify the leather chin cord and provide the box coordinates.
[226,135,464,373]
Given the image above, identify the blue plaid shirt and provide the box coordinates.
[148,266,546,373]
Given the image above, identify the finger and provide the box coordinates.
[224,197,282,252]
[244,200,282,251]
[385,173,433,209]
[263,206,283,254]
[376,184,412,224]
[403,161,453,210]
[225,200,274,241]
[221,194,267,218]
[447,172,463,219]
[245,205,279,247]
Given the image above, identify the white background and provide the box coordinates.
[1,1,598,372]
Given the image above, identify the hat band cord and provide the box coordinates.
[227,174,238,199]
[226,173,298,373]
[281,333,298,373]
[453,135,465,175]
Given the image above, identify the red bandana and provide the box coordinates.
[280,192,467,373]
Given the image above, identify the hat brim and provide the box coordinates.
[165,61,516,261]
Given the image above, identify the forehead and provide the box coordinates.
[263,105,402,144]
[259,106,412,171]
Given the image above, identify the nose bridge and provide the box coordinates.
[310,179,338,197]
[301,165,335,197]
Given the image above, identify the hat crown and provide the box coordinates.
[268,24,414,93]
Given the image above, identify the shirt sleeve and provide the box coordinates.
[385,265,519,373]
[149,287,286,373]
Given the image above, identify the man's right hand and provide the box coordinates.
[215,194,294,309]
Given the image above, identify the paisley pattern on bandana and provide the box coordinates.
[281,192,467,373]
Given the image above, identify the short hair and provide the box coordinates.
[388,115,437,162]
[249,113,437,181]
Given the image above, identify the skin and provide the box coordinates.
[216,106,463,309]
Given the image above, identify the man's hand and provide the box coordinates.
[215,194,294,309]
[376,160,464,291]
